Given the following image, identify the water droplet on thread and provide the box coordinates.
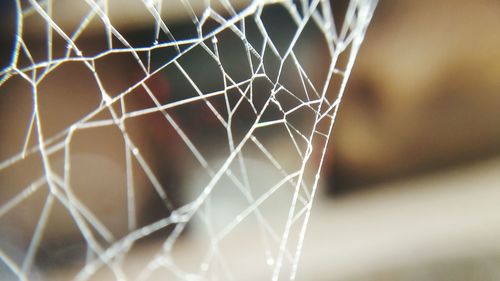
[170,210,179,222]
[102,94,112,105]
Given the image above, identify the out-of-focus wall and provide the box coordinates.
[326,0,500,193]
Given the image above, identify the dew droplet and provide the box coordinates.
[170,210,179,222]
[102,94,112,105]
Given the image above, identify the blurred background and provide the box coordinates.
[1,0,500,280]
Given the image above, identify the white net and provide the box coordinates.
[0,0,376,280]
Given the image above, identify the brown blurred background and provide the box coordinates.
[1,0,500,280]
[328,0,500,194]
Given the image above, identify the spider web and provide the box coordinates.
[0,0,376,280]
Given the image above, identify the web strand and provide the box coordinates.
[0,0,377,280]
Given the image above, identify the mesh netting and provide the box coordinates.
[0,0,376,280]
